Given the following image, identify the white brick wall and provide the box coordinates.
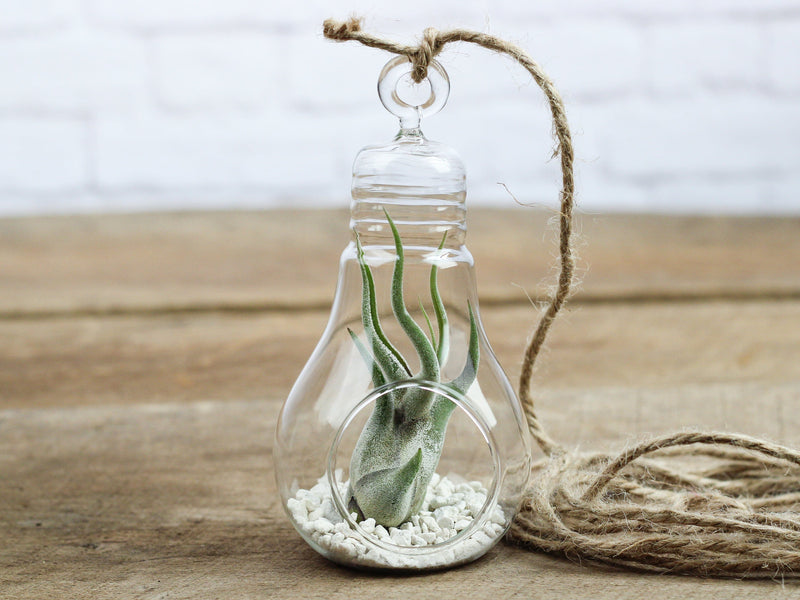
[0,31,147,112]
[768,22,800,93]
[0,0,80,31]
[1,0,799,215]
[153,34,283,110]
[0,118,85,191]
[646,23,761,93]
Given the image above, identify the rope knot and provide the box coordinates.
[410,27,442,83]
[322,17,363,40]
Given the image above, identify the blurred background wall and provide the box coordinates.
[1,0,799,216]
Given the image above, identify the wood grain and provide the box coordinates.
[1,210,799,599]
[1,301,798,410]
[1,210,798,316]
[1,390,798,600]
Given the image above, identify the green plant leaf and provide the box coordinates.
[431,232,449,366]
[449,301,480,396]
[419,297,436,347]
[384,210,439,383]
[356,234,411,381]
[347,327,386,389]
[431,303,480,431]
[347,328,394,426]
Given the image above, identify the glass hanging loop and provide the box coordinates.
[378,56,450,129]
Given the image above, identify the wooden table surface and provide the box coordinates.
[1,209,799,599]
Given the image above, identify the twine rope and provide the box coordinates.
[323,16,800,578]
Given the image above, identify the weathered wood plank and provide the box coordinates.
[2,210,799,597]
[1,391,797,600]
[1,210,798,316]
[2,301,798,410]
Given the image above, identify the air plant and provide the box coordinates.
[346,211,479,528]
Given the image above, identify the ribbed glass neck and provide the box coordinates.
[350,130,467,250]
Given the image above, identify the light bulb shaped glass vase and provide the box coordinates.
[274,57,531,571]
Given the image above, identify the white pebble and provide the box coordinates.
[437,516,454,530]
[314,519,334,534]
[421,516,439,532]
[361,518,376,534]
[473,531,492,546]
[333,521,349,534]
[467,499,484,515]
[287,498,306,519]
[454,519,471,531]
[390,528,412,546]
[490,509,506,525]
[340,541,358,558]
[433,505,458,521]
[288,474,506,569]
[420,532,437,544]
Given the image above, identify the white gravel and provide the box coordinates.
[287,472,507,569]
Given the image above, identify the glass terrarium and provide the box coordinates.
[274,56,531,571]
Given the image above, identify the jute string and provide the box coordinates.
[323,17,800,578]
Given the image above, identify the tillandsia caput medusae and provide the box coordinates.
[345,211,479,528]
